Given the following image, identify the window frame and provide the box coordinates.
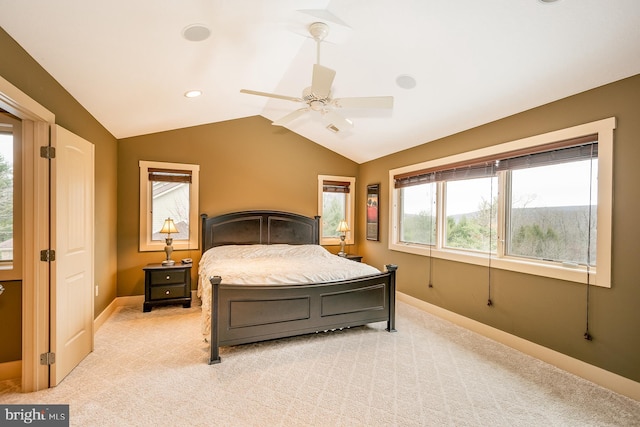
[139,160,199,252]
[318,175,356,246]
[389,117,615,288]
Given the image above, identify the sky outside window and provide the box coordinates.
[0,134,11,165]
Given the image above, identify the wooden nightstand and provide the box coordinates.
[143,263,192,312]
[344,254,363,262]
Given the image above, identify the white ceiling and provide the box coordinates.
[1,0,639,163]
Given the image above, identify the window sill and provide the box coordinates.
[389,242,605,287]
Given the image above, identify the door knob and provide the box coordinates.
[0,284,4,296]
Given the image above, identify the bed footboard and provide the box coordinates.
[209,265,397,364]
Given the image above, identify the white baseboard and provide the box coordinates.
[397,291,640,402]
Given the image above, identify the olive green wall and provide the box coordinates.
[117,117,359,296]
[1,27,118,362]
[358,74,640,383]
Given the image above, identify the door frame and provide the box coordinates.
[0,75,55,392]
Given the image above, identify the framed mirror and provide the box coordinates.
[366,184,380,241]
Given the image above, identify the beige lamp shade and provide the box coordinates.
[336,220,350,233]
[160,218,179,236]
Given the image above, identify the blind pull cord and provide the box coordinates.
[428,186,435,288]
[584,145,595,341]
[487,176,495,307]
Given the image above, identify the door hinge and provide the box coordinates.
[40,249,56,262]
[40,352,56,365]
[40,146,56,159]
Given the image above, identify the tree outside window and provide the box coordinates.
[0,135,13,261]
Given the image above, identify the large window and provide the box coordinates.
[389,118,614,287]
[139,161,199,252]
[318,175,355,246]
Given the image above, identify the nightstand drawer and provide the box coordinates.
[150,284,188,300]
[148,269,187,285]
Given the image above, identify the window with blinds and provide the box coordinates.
[318,175,355,245]
[148,168,193,240]
[139,161,200,252]
[394,135,598,260]
[388,117,615,287]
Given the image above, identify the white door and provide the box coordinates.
[50,125,94,386]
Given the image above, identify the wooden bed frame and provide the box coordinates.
[200,210,398,364]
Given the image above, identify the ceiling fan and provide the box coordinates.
[240,22,394,133]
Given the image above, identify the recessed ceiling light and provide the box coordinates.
[538,0,560,3]
[184,90,202,98]
[396,74,417,90]
[182,24,211,42]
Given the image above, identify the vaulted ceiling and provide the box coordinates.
[1,0,639,163]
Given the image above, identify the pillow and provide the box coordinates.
[200,244,331,264]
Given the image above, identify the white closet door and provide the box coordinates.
[50,125,94,386]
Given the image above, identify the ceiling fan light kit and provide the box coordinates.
[240,21,393,133]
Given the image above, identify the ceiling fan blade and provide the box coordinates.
[311,64,336,97]
[322,110,353,133]
[332,96,394,109]
[240,89,303,103]
[272,108,310,126]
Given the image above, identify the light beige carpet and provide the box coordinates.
[1,301,639,426]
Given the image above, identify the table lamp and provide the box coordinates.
[160,218,179,265]
[336,220,350,257]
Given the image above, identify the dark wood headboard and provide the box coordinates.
[201,210,320,253]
